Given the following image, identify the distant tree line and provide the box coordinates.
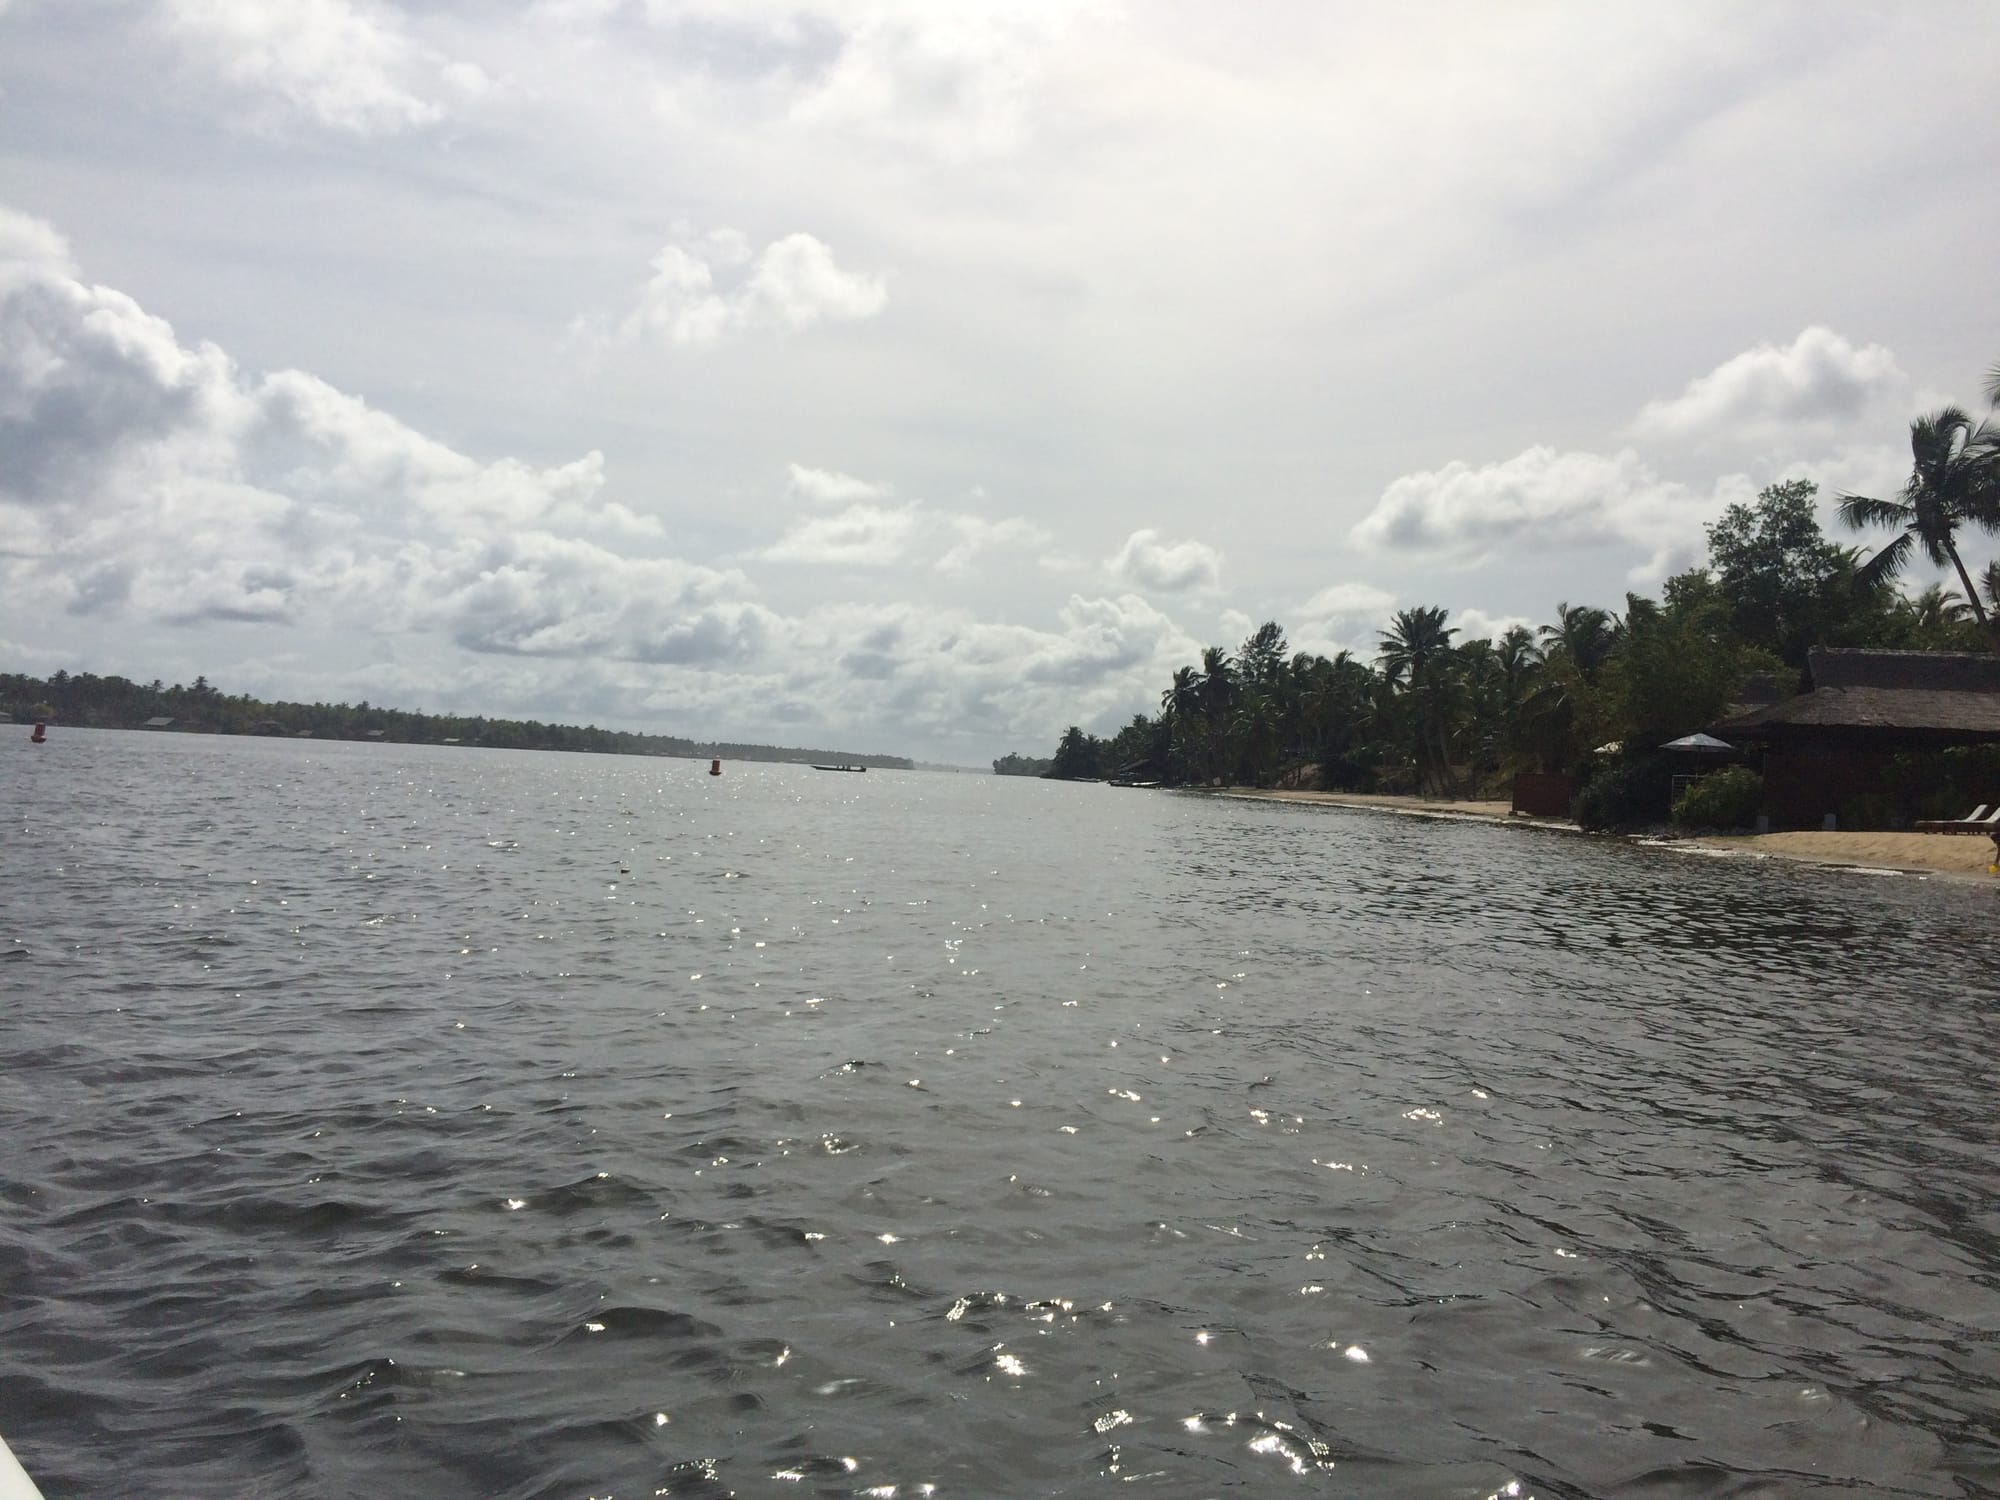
[991,752,1053,776]
[1038,363,2000,806]
[1,670,913,769]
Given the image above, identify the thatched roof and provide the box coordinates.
[1715,647,2000,739]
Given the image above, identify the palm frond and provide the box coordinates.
[1852,531,1913,590]
[1836,492,1909,532]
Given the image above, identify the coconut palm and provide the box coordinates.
[1537,602,1619,680]
[1377,606,1455,685]
[1838,406,2000,628]
[1160,665,1203,783]
[1378,606,1460,795]
[1907,582,1971,645]
[1493,625,1539,764]
[1196,646,1237,783]
[1232,685,1281,786]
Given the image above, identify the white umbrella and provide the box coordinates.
[1660,732,1734,752]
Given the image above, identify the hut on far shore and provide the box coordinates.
[1713,647,2000,827]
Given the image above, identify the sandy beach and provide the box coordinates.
[1691,830,1998,877]
[1199,786,1998,879]
[1204,787,1522,820]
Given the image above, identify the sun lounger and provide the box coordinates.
[1914,807,2000,870]
[1914,805,2000,833]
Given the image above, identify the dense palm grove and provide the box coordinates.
[1039,369,2000,804]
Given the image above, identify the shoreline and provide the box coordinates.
[1187,786,1995,883]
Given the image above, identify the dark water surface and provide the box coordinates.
[4,731,1999,1499]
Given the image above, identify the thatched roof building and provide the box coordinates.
[1716,648,2000,742]
[1713,647,2000,826]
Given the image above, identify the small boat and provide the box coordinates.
[811,764,867,773]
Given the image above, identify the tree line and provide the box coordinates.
[2,671,914,769]
[1026,363,2000,805]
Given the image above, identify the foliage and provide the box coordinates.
[1573,754,1675,832]
[1883,744,2000,823]
[1049,725,1104,780]
[992,753,1053,776]
[1600,592,1777,748]
[1705,480,1880,666]
[1839,407,2000,630]
[1670,767,1763,830]
[1377,605,1460,795]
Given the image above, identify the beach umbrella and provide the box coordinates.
[1659,732,1734,753]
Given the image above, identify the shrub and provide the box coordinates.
[1574,754,1674,831]
[1671,766,1762,830]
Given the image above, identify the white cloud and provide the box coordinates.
[1348,445,1723,579]
[1106,528,1223,593]
[0,204,71,281]
[1214,608,1252,644]
[1630,327,1909,449]
[934,514,1049,575]
[0,202,1202,753]
[780,2,1095,160]
[760,501,921,565]
[159,0,472,135]
[1284,583,1395,657]
[621,231,887,348]
[778,590,1197,739]
[786,462,890,505]
[415,533,766,663]
[0,205,675,644]
[1296,582,1395,622]
[1453,607,1532,643]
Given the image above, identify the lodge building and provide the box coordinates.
[1713,647,2000,828]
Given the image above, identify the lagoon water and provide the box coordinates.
[3,729,1998,1499]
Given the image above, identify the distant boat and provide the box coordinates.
[811,764,867,773]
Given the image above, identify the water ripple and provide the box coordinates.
[3,732,1997,1497]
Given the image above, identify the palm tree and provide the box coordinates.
[1161,665,1203,784]
[1377,605,1455,686]
[1493,625,1539,765]
[1838,406,2000,628]
[1378,606,1459,795]
[1904,582,1972,648]
[1232,685,1281,787]
[1197,646,1237,783]
[1538,602,1618,680]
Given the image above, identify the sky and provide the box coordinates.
[2,1,1997,764]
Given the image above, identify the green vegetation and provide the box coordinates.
[992,752,1053,776]
[1039,362,2000,805]
[1671,767,1764,831]
[0,670,914,768]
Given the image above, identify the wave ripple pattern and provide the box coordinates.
[3,731,1998,1498]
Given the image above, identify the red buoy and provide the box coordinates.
[30,722,46,744]
[709,758,721,776]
